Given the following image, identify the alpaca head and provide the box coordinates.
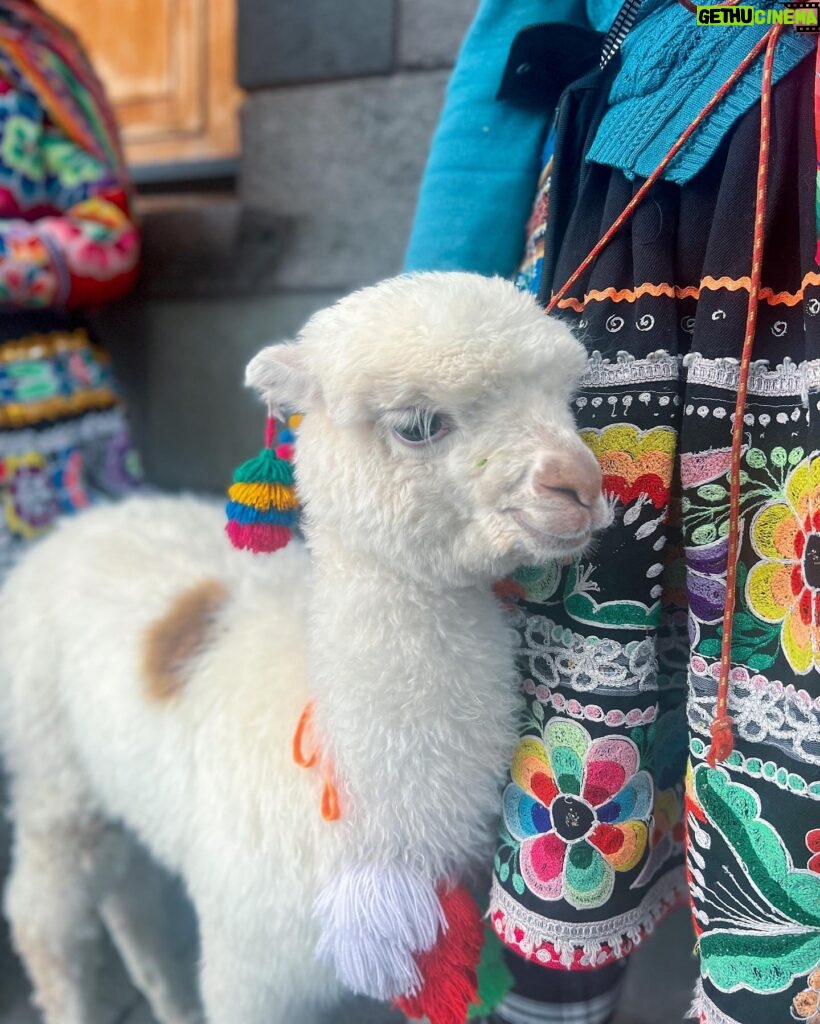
[246,272,609,586]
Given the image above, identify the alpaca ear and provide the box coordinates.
[245,342,319,415]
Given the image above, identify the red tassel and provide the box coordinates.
[395,886,483,1024]
[226,520,292,553]
[706,715,734,767]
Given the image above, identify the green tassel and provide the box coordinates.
[467,926,514,1019]
[232,448,294,486]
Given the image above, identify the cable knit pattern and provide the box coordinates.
[589,2,814,183]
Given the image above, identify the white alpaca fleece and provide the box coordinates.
[0,272,608,1024]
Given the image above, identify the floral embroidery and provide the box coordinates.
[0,90,44,206]
[502,719,652,910]
[686,534,727,624]
[44,195,139,281]
[43,133,108,193]
[792,969,820,1022]
[687,764,820,994]
[746,456,820,675]
[806,829,820,873]
[579,424,676,510]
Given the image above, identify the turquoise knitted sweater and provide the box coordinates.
[404,0,813,276]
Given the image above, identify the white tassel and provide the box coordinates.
[313,863,446,1001]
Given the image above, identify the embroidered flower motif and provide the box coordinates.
[503,719,652,910]
[806,829,820,874]
[746,456,820,674]
[579,424,676,509]
[792,969,820,1022]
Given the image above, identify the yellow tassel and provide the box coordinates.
[228,481,299,511]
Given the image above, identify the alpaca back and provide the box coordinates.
[0,495,316,874]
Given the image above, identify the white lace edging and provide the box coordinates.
[683,354,820,399]
[581,349,681,388]
[489,867,687,967]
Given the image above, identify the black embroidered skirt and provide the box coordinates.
[490,51,820,1024]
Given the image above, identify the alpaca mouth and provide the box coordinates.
[508,510,591,556]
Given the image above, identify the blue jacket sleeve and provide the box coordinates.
[403,0,587,278]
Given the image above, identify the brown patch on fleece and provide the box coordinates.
[143,580,228,701]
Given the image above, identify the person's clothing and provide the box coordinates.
[494,955,625,1024]
[403,0,814,276]
[490,46,820,1024]
[0,0,139,308]
[0,1,142,573]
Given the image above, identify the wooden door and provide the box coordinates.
[39,0,241,169]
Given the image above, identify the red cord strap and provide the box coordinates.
[546,25,784,765]
[709,24,782,765]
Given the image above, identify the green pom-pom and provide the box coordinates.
[232,448,294,486]
[467,925,514,1019]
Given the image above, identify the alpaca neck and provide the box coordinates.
[304,534,519,876]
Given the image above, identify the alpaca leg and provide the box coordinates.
[100,838,201,1024]
[197,916,327,1024]
[3,816,107,1024]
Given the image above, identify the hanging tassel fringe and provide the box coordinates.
[225,414,301,553]
[396,885,483,1024]
[313,864,446,1002]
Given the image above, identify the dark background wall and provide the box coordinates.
[101,0,479,494]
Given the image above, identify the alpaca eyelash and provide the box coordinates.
[387,408,453,447]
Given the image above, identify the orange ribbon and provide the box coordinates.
[292,701,341,822]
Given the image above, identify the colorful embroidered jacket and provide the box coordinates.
[0,1,139,310]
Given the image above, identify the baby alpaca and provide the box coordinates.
[0,272,608,1024]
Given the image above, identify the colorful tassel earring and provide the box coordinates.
[225,413,301,553]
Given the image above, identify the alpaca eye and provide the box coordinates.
[392,411,450,447]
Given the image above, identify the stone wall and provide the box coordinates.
[105,0,476,492]
[237,0,478,292]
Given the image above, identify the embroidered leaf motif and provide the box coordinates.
[694,767,820,994]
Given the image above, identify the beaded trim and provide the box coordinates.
[689,737,820,799]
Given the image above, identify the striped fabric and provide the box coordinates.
[495,985,622,1024]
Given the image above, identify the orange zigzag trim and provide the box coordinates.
[554,271,820,313]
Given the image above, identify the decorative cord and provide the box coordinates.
[545,26,784,765]
[709,24,782,766]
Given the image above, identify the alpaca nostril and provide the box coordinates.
[549,484,587,507]
[534,450,602,509]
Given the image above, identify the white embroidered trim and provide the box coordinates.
[0,407,127,457]
[581,349,681,388]
[684,353,820,398]
[514,610,661,696]
[688,658,820,767]
[687,979,744,1024]
[489,868,687,967]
